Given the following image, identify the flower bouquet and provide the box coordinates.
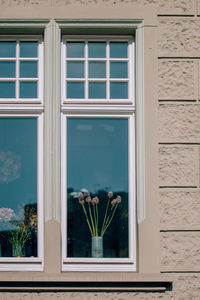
[76,190,121,257]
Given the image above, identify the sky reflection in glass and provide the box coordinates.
[67,118,128,193]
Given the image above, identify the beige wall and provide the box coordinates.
[0,0,200,299]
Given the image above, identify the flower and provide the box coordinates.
[83,190,90,198]
[0,207,15,221]
[108,191,113,199]
[78,192,84,200]
[91,196,99,205]
[116,195,121,203]
[86,196,91,203]
[111,199,117,206]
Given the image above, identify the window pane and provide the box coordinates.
[110,62,127,78]
[20,82,37,98]
[88,42,106,58]
[67,118,129,258]
[67,62,84,78]
[0,42,16,57]
[110,82,128,99]
[89,62,106,78]
[67,82,84,99]
[89,82,106,99]
[0,82,15,98]
[110,42,128,58]
[0,62,15,78]
[20,42,38,58]
[20,62,37,78]
[0,118,37,257]
[67,42,84,58]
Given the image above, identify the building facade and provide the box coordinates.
[0,0,199,299]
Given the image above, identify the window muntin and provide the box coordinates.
[0,37,43,102]
[62,36,133,104]
[61,114,136,271]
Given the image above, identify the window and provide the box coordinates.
[0,9,160,283]
[61,36,136,271]
[0,37,43,271]
[62,37,133,103]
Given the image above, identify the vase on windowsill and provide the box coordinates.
[91,236,103,258]
[12,243,25,257]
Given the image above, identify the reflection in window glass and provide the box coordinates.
[20,42,38,58]
[67,118,129,258]
[0,82,15,98]
[0,62,15,78]
[20,62,37,78]
[67,42,84,58]
[0,42,16,58]
[110,42,128,58]
[20,82,37,98]
[88,42,106,58]
[0,118,37,257]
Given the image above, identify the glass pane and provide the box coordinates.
[110,82,128,99]
[67,118,129,258]
[89,82,106,99]
[89,62,106,78]
[67,82,84,99]
[0,42,16,57]
[110,42,128,58]
[88,42,106,58]
[0,82,15,98]
[0,118,37,257]
[20,42,38,58]
[20,62,37,78]
[110,62,127,78]
[20,82,37,98]
[0,62,15,78]
[67,42,84,58]
[67,62,84,78]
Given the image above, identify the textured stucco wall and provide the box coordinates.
[0,0,199,299]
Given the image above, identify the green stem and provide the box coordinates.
[100,198,110,236]
[101,203,119,237]
[88,203,95,236]
[82,204,93,236]
[93,204,97,236]
[96,203,98,236]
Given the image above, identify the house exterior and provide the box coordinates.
[0,0,199,299]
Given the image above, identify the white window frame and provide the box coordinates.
[0,36,43,104]
[61,35,134,105]
[61,111,136,272]
[0,113,44,271]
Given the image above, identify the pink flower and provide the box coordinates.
[116,195,121,203]
[111,199,117,206]
[108,191,113,199]
[78,192,84,200]
[79,199,85,205]
[91,196,99,205]
[86,196,91,203]
[83,190,90,198]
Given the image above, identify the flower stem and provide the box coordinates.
[100,198,110,236]
[96,203,98,236]
[82,203,93,236]
[88,202,95,236]
[101,203,119,237]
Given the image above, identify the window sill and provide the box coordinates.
[0,274,172,292]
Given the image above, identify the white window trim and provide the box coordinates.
[61,35,134,105]
[61,112,136,272]
[0,35,43,104]
[0,113,44,271]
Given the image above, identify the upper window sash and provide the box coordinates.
[61,36,134,105]
[0,36,43,104]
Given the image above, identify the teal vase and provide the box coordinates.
[91,236,103,258]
